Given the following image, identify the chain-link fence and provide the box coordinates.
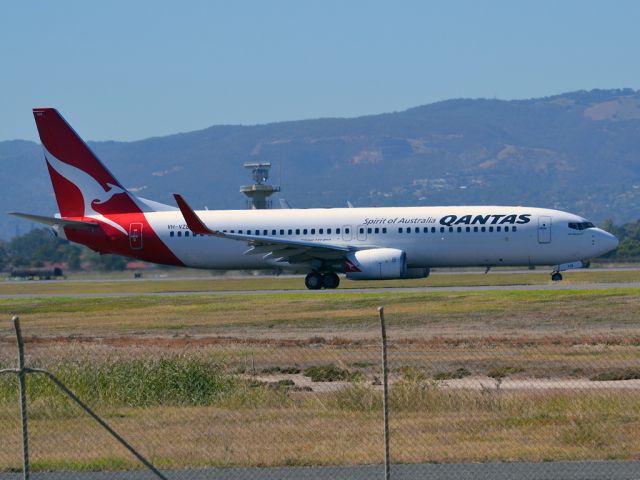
[1,294,640,480]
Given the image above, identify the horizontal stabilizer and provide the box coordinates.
[9,212,100,230]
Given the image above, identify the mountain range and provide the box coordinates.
[2,88,640,240]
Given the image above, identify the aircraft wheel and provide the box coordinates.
[551,272,563,282]
[305,272,323,290]
[322,272,340,289]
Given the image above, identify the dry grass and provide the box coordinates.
[2,387,640,470]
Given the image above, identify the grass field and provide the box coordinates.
[0,287,638,338]
[1,268,639,296]
[2,363,640,470]
[1,275,639,471]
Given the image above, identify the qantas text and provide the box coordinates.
[363,214,531,227]
[439,214,531,226]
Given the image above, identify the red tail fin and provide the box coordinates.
[32,108,138,219]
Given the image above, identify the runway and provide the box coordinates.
[2,460,640,480]
[1,281,638,299]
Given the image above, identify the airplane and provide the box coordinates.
[10,108,619,290]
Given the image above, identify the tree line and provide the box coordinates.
[0,228,127,272]
[600,219,640,261]
[0,220,639,272]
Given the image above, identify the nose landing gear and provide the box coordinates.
[304,271,340,290]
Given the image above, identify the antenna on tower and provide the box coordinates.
[240,162,280,209]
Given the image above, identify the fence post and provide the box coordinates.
[4,317,169,480]
[13,316,30,480]
[378,307,391,480]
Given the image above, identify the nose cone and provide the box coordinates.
[598,231,619,255]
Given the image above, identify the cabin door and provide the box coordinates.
[537,216,551,244]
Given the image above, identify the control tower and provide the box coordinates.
[240,162,280,209]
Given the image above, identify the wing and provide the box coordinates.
[173,194,357,264]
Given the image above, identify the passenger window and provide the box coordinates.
[238,230,243,234]
[319,228,323,234]
[407,227,412,233]
[336,228,341,234]
[303,229,308,235]
[440,227,445,233]
[170,231,174,237]
[504,226,509,232]
[398,228,403,233]
[375,228,379,234]
[311,229,315,234]
[431,227,436,233]
[449,227,454,233]
[367,228,372,234]
[345,228,350,234]
[230,230,235,233]
[497,226,501,232]
[473,227,478,232]
[185,231,190,237]
[457,227,462,233]
[382,227,387,234]
[489,227,494,232]
[465,227,470,232]
[247,230,252,235]
[360,227,364,234]
[177,231,182,237]
[481,227,486,232]
[328,228,332,234]
[513,226,517,232]
[423,227,428,233]
[264,230,268,235]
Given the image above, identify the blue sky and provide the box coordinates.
[2,0,639,142]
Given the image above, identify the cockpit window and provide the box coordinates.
[568,222,595,231]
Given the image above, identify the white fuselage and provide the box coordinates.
[143,206,617,271]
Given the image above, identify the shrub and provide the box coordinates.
[434,367,471,380]
[590,368,640,381]
[303,364,359,382]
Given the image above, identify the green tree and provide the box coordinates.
[65,247,82,271]
[0,242,7,270]
[87,253,127,271]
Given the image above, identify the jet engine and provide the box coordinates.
[345,248,430,280]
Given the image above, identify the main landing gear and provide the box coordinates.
[551,271,563,282]
[304,271,340,290]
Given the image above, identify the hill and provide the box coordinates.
[2,88,640,239]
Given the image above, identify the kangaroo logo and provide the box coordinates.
[44,147,128,234]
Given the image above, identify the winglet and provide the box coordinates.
[173,194,216,235]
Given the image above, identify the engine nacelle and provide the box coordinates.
[345,248,409,280]
[403,267,430,279]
